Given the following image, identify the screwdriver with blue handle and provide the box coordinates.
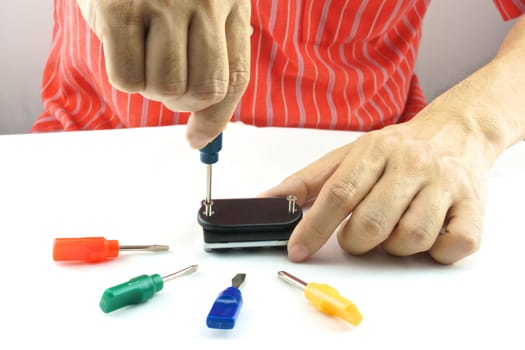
[99,264,198,313]
[199,133,222,217]
[206,273,246,329]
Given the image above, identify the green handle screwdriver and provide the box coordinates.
[99,264,198,313]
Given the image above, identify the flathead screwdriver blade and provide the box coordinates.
[204,164,213,216]
[163,264,199,282]
[231,273,246,289]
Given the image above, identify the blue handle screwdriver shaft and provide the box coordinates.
[199,133,222,216]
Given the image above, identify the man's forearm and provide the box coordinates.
[490,14,525,144]
[423,15,525,163]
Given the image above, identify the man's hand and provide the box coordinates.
[76,0,251,148]
[262,109,494,265]
[262,14,525,265]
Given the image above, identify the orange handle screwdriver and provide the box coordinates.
[278,270,363,326]
[53,237,169,263]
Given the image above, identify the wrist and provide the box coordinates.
[417,58,525,165]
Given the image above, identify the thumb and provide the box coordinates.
[186,109,230,150]
[259,146,350,262]
[258,145,349,205]
[185,75,248,149]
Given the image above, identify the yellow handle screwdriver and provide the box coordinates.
[277,270,363,326]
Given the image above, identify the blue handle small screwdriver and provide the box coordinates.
[199,133,222,216]
[206,273,246,329]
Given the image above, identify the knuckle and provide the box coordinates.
[361,130,392,157]
[161,81,188,97]
[99,0,142,27]
[188,79,229,103]
[337,219,375,255]
[193,0,217,12]
[339,238,365,256]
[432,238,479,265]
[462,235,481,255]
[403,225,435,251]
[146,80,187,99]
[431,219,483,264]
[355,211,388,241]
[228,70,250,95]
[405,150,431,174]
[307,219,330,242]
[325,178,358,208]
[457,232,481,255]
[108,73,144,93]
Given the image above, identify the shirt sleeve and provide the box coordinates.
[493,0,525,21]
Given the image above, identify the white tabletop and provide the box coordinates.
[0,122,524,349]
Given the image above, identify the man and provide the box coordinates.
[34,0,525,264]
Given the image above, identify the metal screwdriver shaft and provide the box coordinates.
[205,163,213,216]
[119,244,169,251]
[278,270,308,289]
[163,264,199,282]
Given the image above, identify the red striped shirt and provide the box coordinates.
[33,0,525,133]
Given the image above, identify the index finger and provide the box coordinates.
[287,144,385,262]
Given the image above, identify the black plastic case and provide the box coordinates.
[197,197,303,251]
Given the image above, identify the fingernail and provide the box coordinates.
[288,244,309,262]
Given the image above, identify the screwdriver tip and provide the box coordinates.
[162,264,199,282]
[277,270,307,289]
[149,244,170,251]
[177,264,199,276]
[232,273,246,289]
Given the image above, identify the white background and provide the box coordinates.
[0,123,524,349]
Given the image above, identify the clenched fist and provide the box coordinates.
[76,0,251,148]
